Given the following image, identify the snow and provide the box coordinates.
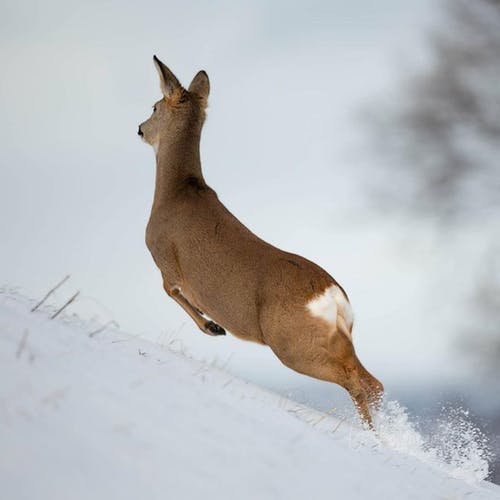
[1,294,499,500]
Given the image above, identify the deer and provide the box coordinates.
[138,55,383,426]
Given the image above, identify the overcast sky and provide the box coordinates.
[2,0,467,409]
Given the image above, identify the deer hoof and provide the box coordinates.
[205,321,226,336]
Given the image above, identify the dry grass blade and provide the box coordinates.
[89,320,119,338]
[16,329,29,358]
[31,275,70,312]
[332,417,347,434]
[50,291,80,320]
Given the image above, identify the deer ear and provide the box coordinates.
[188,70,210,101]
[153,55,181,98]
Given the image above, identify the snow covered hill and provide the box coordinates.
[1,294,499,500]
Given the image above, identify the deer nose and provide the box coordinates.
[137,126,143,137]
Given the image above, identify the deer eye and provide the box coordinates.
[153,105,157,112]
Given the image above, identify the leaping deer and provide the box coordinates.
[139,56,383,425]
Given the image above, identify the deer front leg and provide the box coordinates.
[167,287,226,336]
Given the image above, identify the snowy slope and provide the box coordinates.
[1,294,499,500]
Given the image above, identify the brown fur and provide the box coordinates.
[139,56,383,425]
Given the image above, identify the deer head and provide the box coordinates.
[138,56,210,153]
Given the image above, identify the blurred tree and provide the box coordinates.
[461,247,500,376]
[365,0,500,358]
[365,0,500,482]
[367,0,500,219]
[363,0,500,483]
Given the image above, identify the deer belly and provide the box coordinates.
[181,279,263,343]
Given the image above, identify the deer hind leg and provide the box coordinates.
[328,330,384,427]
[321,360,379,427]
[324,358,382,428]
[350,375,384,428]
[267,332,381,427]
[343,366,378,428]
[303,285,383,425]
[279,328,382,427]
[166,286,226,336]
[346,365,384,428]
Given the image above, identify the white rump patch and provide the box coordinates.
[307,286,338,323]
[306,285,354,335]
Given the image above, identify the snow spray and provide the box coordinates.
[371,399,493,483]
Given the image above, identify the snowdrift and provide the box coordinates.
[1,294,498,500]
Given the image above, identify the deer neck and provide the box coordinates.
[152,127,204,210]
